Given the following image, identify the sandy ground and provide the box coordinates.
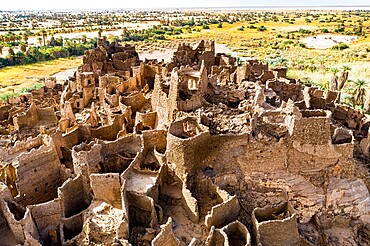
[300,35,359,49]
[53,68,78,81]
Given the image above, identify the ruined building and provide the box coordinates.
[0,40,369,245]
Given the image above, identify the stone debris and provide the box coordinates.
[0,39,368,245]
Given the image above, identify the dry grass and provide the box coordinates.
[0,57,82,94]
[288,61,370,86]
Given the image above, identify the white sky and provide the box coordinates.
[0,0,369,11]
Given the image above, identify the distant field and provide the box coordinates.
[0,57,82,95]
[1,12,370,96]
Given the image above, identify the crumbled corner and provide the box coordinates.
[0,39,369,245]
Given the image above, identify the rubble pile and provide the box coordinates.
[0,39,369,245]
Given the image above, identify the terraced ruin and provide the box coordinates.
[0,40,369,245]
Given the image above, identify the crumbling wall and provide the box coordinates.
[28,199,61,244]
[166,118,211,178]
[204,188,240,228]
[62,124,92,149]
[14,142,61,205]
[37,107,58,125]
[13,103,39,131]
[151,75,170,129]
[58,175,92,218]
[267,80,304,102]
[100,134,142,158]
[120,92,148,114]
[60,213,84,244]
[152,217,180,246]
[0,207,17,246]
[127,191,157,228]
[72,142,102,177]
[91,114,125,141]
[90,173,122,209]
[252,202,300,246]
[286,110,354,173]
[181,177,199,223]
[221,220,251,246]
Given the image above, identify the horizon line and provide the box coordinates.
[1,4,370,12]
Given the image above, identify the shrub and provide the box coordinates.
[283,40,294,46]
[298,28,312,34]
[332,43,349,50]
[257,26,267,31]
[173,29,182,35]
[153,34,165,40]
[334,27,345,33]
[265,57,288,68]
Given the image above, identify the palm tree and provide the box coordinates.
[318,59,326,70]
[351,79,368,107]
[0,41,4,55]
[22,32,29,43]
[40,29,47,46]
[97,28,103,38]
[319,81,330,91]
[329,68,339,91]
[331,67,339,75]
[8,46,15,56]
[20,42,27,52]
[338,65,351,91]
[37,37,42,46]
[15,34,21,43]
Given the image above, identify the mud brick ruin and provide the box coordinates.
[0,40,369,245]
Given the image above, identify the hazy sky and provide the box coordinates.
[1,0,369,11]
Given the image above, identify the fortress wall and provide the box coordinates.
[267,80,304,102]
[142,130,167,153]
[205,194,240,229]
[37,107,58,124]
[91,114,124,141]
[72,142,102,176]
[100,134,142,158]
[181,178,199,224]
[252,202,300,246]
[152,217,180,246]
[58,175,92,218]
[221,221,251,246]
[15,144,61,205]
[29,198,62,243]
[90,173,122,209]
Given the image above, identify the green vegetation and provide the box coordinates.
[331,43,350,50]
[257,26,267,32]
[0,83,44,101]
[0,40,95,68]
